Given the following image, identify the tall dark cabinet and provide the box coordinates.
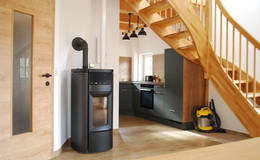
[165,48,205,124]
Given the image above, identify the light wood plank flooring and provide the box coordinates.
[53,115,249,160]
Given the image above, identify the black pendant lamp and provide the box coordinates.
[123,33,130,40]
[138,24,147,36]
[130,15,138,38]
[130,30,138,38]
[123,13,132,40]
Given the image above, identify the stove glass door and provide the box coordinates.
[93,97,108,127]
[89,91,112,132]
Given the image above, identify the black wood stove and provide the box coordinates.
[71,37,113,153]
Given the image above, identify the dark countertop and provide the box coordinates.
[120,81,165,86]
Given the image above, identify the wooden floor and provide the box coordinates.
[53,115,249,160]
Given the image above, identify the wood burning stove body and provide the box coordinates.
[71,69,113,153]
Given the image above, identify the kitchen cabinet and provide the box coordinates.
[153,85,165,118]
[119,83,134,115]
[132,84,141,113]
[165,50,183,122]
[164,48,205,124]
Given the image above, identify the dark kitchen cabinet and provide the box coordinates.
[132,84,140,113]
[165,50,183,122]
[164,48,206,124]
[119,83,134,115]
[153,85,165,118]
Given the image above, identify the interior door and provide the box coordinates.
[0,0,54,159]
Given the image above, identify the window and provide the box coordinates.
[143,54,153,76]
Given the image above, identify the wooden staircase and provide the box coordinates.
[123,0,260,137]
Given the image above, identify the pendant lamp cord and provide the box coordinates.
[128,13,132,33]
[137,16,139,30]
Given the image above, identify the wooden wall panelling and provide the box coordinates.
[0,7,12,141]
[153,54,165,82]
[182,58,205,122]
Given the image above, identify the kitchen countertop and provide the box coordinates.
[120,81,165,86]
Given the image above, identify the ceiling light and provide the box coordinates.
[138,27,147,36]
[122,33,130,40]
[130,30,138,38]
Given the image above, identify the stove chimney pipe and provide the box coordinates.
[72,37,88,70]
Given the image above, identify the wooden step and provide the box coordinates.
[164,31,190,39]
[222,67,238,72]
[150,15,181,28]
[178,44,194,50]
[244,92,260,98]
[176,45,199,63]
[178,46,200,63]
[189,0,206,6]
[234,80,247,84]
[164,35,193,49]
[139,0,171,15]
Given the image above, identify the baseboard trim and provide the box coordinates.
[224,128,250,137]
[52,139,70,159]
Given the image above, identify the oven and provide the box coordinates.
[140,84,154,109]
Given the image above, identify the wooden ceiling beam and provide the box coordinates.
[120,0,135,13]
[120,23,134,31]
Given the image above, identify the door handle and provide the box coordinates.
[42,73,52,78]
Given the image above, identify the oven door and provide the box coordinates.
[89,91,113,132]
[140,89,154,109]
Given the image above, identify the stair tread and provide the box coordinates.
[234,80,247,84]
[164,31,190,39]
[189,0,206,6]
[139,0,171,15]
[244,92,260,98]
[223,67,238,72]
[164,36,193,49]
[178,44,194,50]
[151,15,181,27]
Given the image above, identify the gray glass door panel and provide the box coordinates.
[12,11,33,135]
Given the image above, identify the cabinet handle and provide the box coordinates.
[169,109,176,112]
[154,92,164,95]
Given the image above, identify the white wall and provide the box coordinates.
[209,81,248,133]
[138,28,169,55]
[54,0,92,151]
[208,0,260,134]
[54,0,120,151]
[105,0,120,133]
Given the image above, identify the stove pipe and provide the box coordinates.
[72,37,88,70]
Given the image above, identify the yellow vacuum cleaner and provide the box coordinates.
[192,99,226,133]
